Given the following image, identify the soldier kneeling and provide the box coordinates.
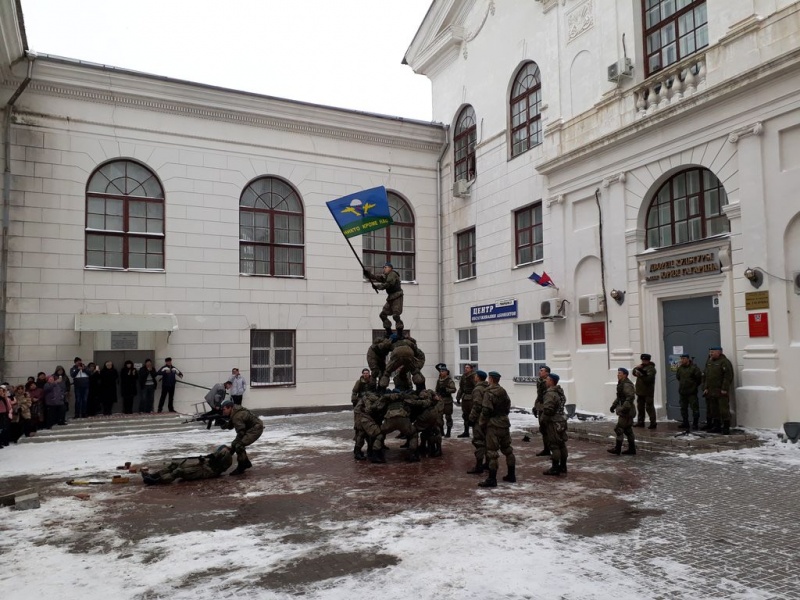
[142,445,233,484]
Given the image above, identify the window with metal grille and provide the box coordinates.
[250,329,295,386]
[454,105,477,181]
[457,328,478,375]
[510,62,542,158]
[85,160,165,270]
[457,228,476,280]
[517,322,546,379]
[643,0,708,76]
[362,191,415,282]
[514,202,543,266]
[240,177,304,277]
[645,168,729,249]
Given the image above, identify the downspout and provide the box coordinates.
[435,129,450,364]
[594,188,611,370]
[1,52,35,377]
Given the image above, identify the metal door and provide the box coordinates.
[662,296,720,420]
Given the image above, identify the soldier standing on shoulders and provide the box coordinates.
[703,346,734,434]
[478,371,516,488]
[540,373,568,476]
[633,353,657,429]
[456,363,476,438]
[534,365,551,457]
[467,369,490,474]
[364,262,404,339]
[608,368,637,456]
[434,364,456,437]
[675,354,702,430]
[220,400,264,475]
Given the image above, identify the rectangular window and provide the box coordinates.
[457,328,478,374]
[642,0,708,77]
[251,330,295,387]
[456,228,476,280]
[517,322,546,379]
[514,203,543,266]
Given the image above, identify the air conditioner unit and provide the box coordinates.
[578,294,605,316]
[453,179,470,198]
[607,57,633,82]
[794,272,800,295]
[540,298,565,320]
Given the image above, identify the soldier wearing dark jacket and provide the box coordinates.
[703,346,734,434]
[608,368,637,455]
[467,371,490,474]
[221,401,264,475]
[478,371,515,488]
[364,262,404,338]
[434,365,457,437]
[456,364,476,438]
[351,369,374,406]
[675,354,703,430]
[533,365,551,456]
[633,353,657,429]
[540,374,568,475]
[142,445,233,484]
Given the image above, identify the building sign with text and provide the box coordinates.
[645,249,721,284]
[471,299,518,322]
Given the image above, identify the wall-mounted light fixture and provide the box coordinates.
[744,268,763,289]
[609,289,625,305]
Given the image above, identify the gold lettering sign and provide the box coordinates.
[745,291,769,310]
[644,250,722,284]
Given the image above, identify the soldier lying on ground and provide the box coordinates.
[142,445,233,484]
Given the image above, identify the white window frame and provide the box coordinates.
[456,327,478,375]
[515,321,546,383]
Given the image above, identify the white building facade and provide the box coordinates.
[404,0,800,428]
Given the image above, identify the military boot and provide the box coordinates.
[478,469,497,488]
[710,419,722,433]
[634,421,645,428]
[607,442,622,455]
[721,421,731,435]
[406,450,420,463]
[692,416,699,430]
[384,327,393,338]
[370,448,386,464]
[502,465,516,483]
[457,422,470,438]
[241,458,253,470]
[559,457,567,474]
[229,464,247,476]
[536,446,552,457]
[622,441,637,455]
[354,447,366,461]
[648,422,657,430]
[543,460,561,476]
[466,458,484,474]
[445,425,452,438]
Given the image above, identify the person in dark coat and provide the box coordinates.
[99,361,119,416]
[120,360,138,414]
[87,362,102,416]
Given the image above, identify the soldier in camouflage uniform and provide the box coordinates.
[380,339,417,391]
[364,262,404,338]
[385,334,426,392]
[675,354,702,430]
[379,391,431,462]
[533,365,551,457]
[367,337,393,385]
[456,363,476,438]
[351,368,374,406]
[220,400,264,475]
[467,369,490,474]
[353,392,385,461]
[142,445,233,484]
[413,389,443,457]
[608,367,637,455]
[540,373,568,476]
[633,353,658,429]
[703,346,734,434]
[478,371,516,488]
[434,364,456,437]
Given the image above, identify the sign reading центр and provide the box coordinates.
[471,299,518,322]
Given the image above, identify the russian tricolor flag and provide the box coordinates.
[529,271,556,288]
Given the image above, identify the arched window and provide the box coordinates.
[86,160,164,270]
[645,168,729,249]
[239,177,304,277]
[510,62,542,157]
[454,105,477,181]
[363,192,415,282]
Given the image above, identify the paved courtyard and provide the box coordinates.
[1,410,798,599]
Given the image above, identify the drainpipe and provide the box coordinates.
[435,130,450,364]
[1,52,35,378]
[594,188,611,370]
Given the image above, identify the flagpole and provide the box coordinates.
[343,235,379,294]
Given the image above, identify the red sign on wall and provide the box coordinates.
[748,312,769,337]
[581,322,607,345]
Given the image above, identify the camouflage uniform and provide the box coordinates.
[143,446,233,484]
[367,338,393,384]
[368,269,404,336]
[222,404,264,468]
[609,376,637,454]
[540,385,568,474]
[467,379,490,472]
[380,392,428,462]
[351,376,374,406]
[435,373,456,436]
[456,370,476,437]
[534,375,550,455]
[479,382,515,482]
[353,393,384,460]
[633,362,657,426]
[703,353,734,433]
[382,338,425,391]
[675,360,702,428]
[413,390,443,457]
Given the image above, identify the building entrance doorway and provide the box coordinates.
[662,296,720,421]
[92,350,154,413]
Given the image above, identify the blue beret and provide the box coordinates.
[709,346,722,351]
[384,262,393,268]
[618,367,629,376]
[548,373,560,384]
[389,333,398,343]
[680,353,690,358]
[488,371,501,379]
[475,370,487,379]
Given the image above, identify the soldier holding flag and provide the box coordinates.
[364,262,404,338]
